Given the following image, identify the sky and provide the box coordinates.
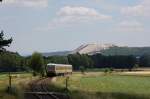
[0,0,150,55]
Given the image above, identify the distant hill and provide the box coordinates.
[41,43,115,57]
[101,46,150,56]
[41,43,150,57]
[41,51,71,57]
[71,43,115,55]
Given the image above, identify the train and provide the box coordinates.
[47,63,72,76]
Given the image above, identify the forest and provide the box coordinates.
[0,52,150,72]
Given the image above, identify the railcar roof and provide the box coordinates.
[47,63,72,67]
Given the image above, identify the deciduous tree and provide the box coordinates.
[29,52,44,76]
[0,30,12,52]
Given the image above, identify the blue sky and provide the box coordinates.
[0,0,150,55]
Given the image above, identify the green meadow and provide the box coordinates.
[54,72,150,99]
[1,72,150,99]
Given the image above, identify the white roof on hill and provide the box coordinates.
[47,63,72,67]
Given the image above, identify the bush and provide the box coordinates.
[32,71,37,76]
[79,66,85,74]
[104,68,113,74]
[104,68,109,74]
[5,86,18,96]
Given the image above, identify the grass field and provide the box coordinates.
[1,71,150,99]
[54,72,150,99]
[0,72,36,99]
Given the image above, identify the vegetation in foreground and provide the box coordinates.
[42,72,150,99]
[0,72,37,99]
[1,72,150,99]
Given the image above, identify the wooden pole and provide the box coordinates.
[65,76,69,90]
[8,72,12,92]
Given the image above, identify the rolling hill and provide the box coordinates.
[41,43,150,57]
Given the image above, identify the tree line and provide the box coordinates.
[1,30,150,73]
[1,52,150,72]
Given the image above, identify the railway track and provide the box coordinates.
[25,77,69,99]
[25,92,68,99]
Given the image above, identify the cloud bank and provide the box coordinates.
[121,0,150,17]
[57,6,112,22]
[117,21,144,33]
[3,0,48,8]
[36,6,112,31]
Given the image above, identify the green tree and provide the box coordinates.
[0,52,22,72]
[0,30,13,93]
[140,55,150,67]
[29,52,44,76]
[0,30,12,52]
[68,53,93,70]
[44,56,69,64]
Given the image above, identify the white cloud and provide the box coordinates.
[36,6,112,31]
[121,0,150,17]
[57,6,111,21]
[52,6,112,27]
[3,0,48,8]
[117,21,144,33]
